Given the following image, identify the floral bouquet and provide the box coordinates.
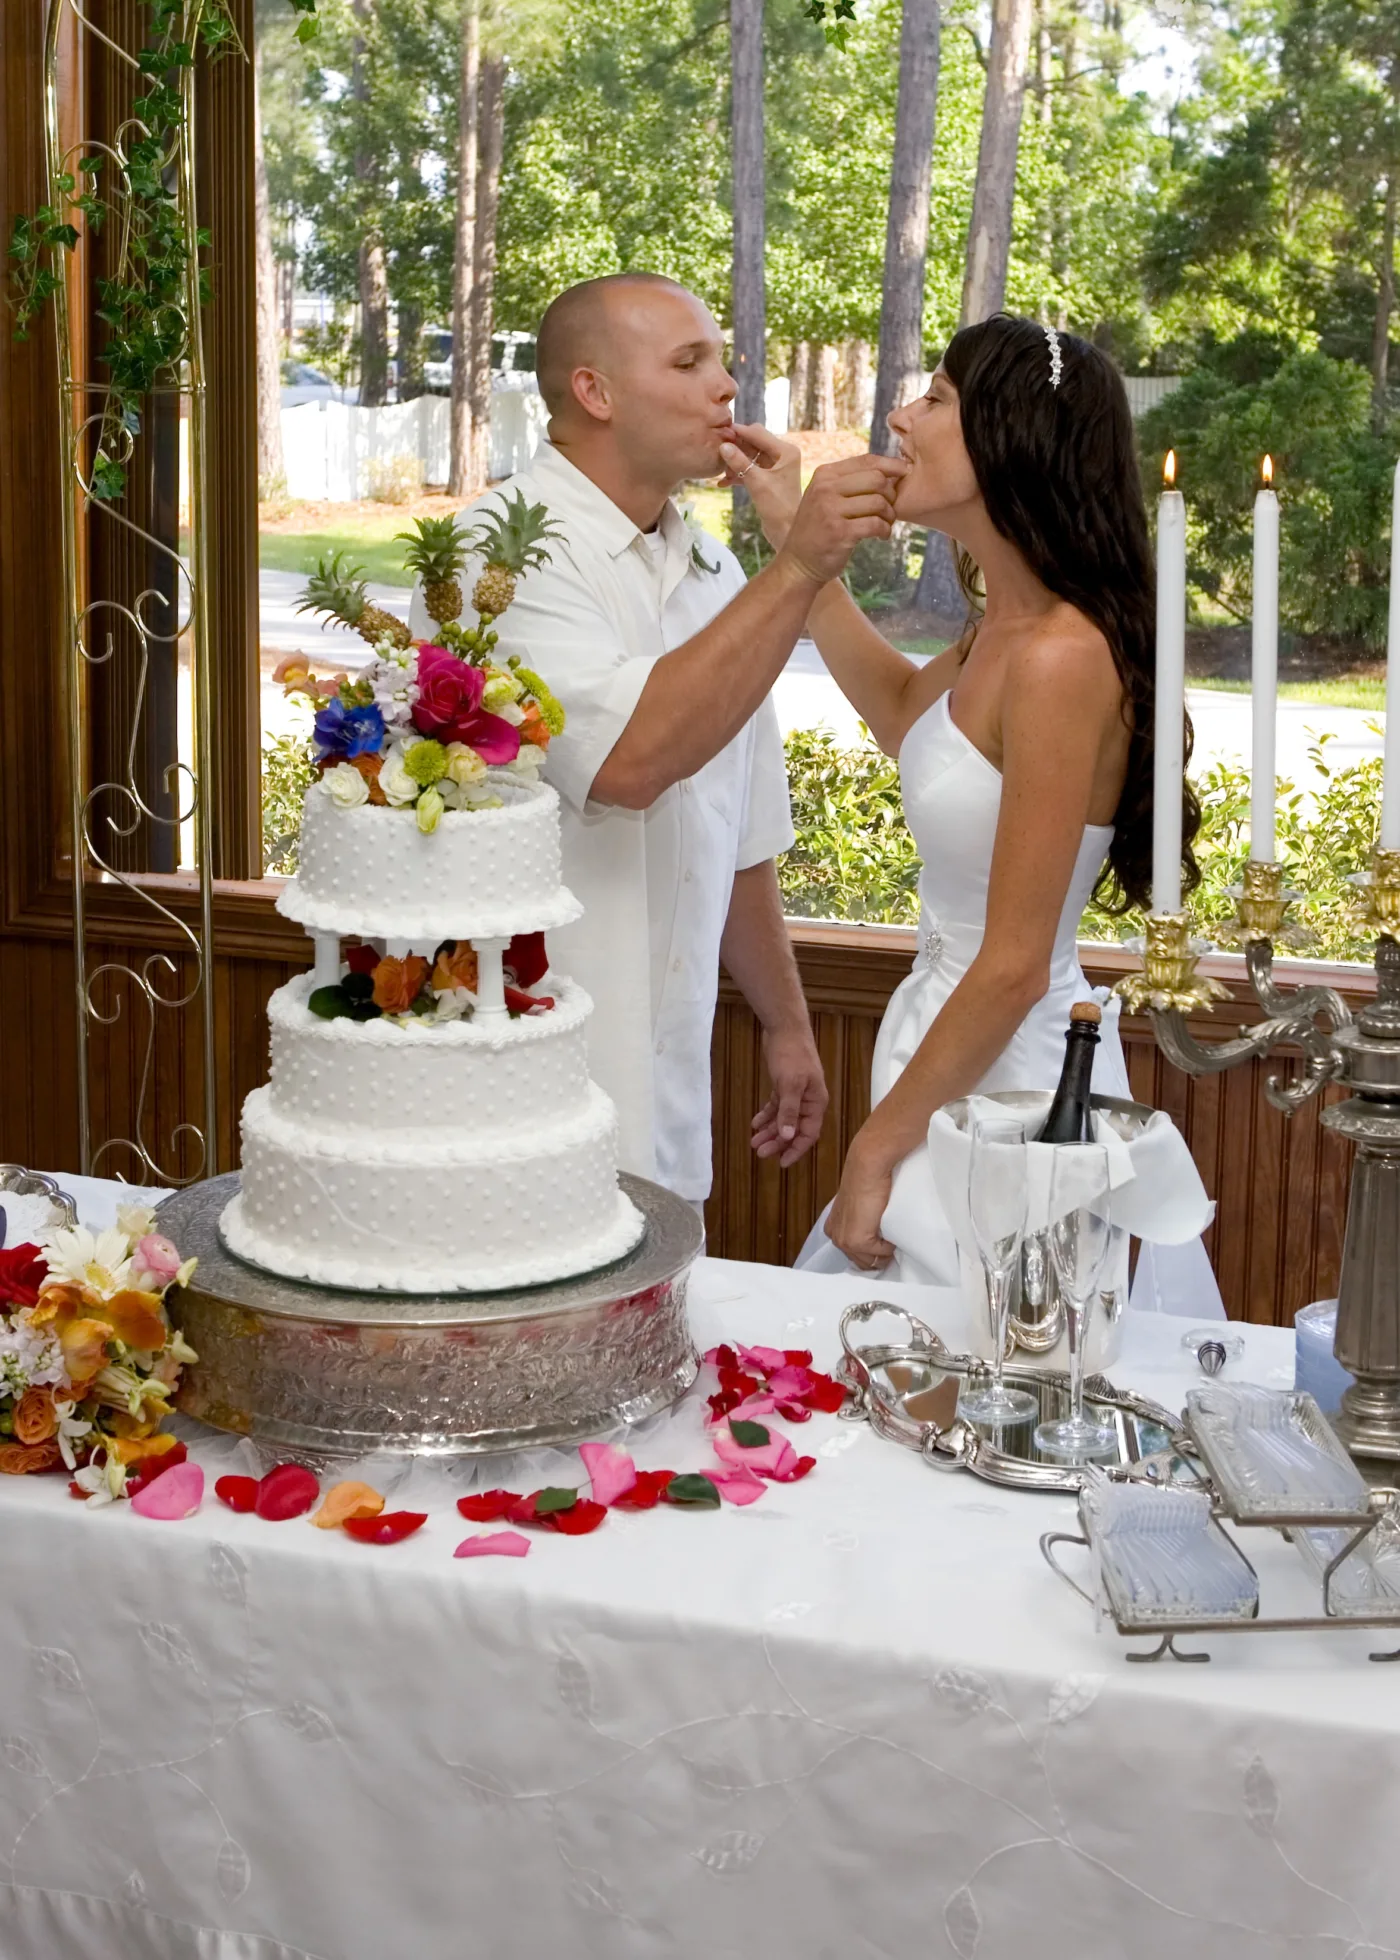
[0,1204,197,1501]
[307,930,555,1028]
[279,492,566,836]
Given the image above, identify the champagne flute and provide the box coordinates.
[960,1114,1038,1426]
[1034,1144,1118,1459]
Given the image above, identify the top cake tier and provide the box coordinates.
[278,775,583,942]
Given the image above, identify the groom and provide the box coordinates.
[410,272,902,1208]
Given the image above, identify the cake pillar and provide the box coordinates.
[311,933,340,987]
[473,937,509,1023]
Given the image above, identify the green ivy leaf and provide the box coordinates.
[307,985,351,1019]
[728,1419,771,1448]
[664,1474,721,1508]
[91,452,127,501]
[532,1487,578,1514]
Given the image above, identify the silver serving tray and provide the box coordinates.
[0,1165,78,1240]
[1183,1385,1373,1526]
[838,1301,1183,1493]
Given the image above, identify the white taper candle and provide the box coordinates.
[1250,459,1279,862]
[1152,454,1187,914]
[1383,457,1400,850]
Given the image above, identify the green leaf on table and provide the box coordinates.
[728,1419,771,1448]
[532,1487,578,1515]
[664,1474,721,1508]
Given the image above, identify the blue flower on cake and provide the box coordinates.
[313,696,386,763]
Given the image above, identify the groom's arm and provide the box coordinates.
[720,862,827,1168]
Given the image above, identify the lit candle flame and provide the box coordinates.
[1164,449,1176,488]
[1262,454,1273,487]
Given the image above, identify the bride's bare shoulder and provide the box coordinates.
[1007,605,1119,703]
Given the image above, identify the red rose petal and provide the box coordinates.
[345,943,380,974]
[254,1463,320,1521]
[68,1480,87,1500]
[784,1349,814,1368]
[611,1469,674,1511]
[504,930,548,989]
[457,1489,519,1522]
[215,1474,260,1513]
[707,1344,738,1371]
[343,1509,427,1545]
[506,1492,540,1524]
[126,1441,189,1498]
[775,1455,818,1483]
[546,1497,607,1535]
[775,1399,813,1423]
[802,1375,848,1414]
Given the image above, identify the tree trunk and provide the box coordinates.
[468,54,505,489]
[252,52,285,495]
[787,339,811,430]
[960,0,1034,326]
[837,337,872,428]
[351,0,390,406]
[448,0,480,496]
[811,342,838,431]
[870,0,939,458]
[729,0,766,429]
[1374,172,1397,431]
[398,300,424,403]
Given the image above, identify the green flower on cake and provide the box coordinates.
[509,662,565,737]
[481,669,524,712]
[415,786,445,835]
[404,739,449,787]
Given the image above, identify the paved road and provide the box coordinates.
[258,569,1383,798]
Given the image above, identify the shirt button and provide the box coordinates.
[672,958,682,973]
[680,780,691,795]
[655,1040,666,1055]
[684,871,693,884]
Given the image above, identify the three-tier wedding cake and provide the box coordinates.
[220,497,647,1294]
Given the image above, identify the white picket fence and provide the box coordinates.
[280,378,549,502]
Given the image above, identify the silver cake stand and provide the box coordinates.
[156,1172,702,1461]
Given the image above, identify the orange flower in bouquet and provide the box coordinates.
[347,753,388,805]
[372,953,430,1014]
[13,1384,57,1445]
[431,942,479,994]
[518,702,551,750]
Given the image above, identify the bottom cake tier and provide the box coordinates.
[222,1083,646,1293]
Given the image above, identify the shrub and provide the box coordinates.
[261,731,317,875]
[363,454,426,504]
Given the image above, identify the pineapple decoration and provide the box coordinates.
[296,551,414,650]
[467,491,565,626]
[398,515,470,628]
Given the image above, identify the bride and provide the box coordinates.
[722,313,1201,1282]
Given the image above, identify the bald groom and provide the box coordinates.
[409,273,901,1210]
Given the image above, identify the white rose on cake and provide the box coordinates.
[321,761,370,809]
[378,743,419,808]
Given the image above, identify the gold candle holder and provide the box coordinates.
[1349,847,1400,938]
[1214,859,1311,951]
[1114,912,1231,1014]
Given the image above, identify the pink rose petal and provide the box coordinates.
[712,1426,799,1479]
[454,1531,531,1558]
[130,1461,205,1520]
[579,1441,637,1508]
[768,1364,817,1400]
[709,1466,766,1506]
[705,1391,776,1429]
[736,1344,787,1374]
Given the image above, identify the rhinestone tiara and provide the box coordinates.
[1044,324,1063,390]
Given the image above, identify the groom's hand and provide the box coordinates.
[778,454,908,587]
[751,1024,828,1168]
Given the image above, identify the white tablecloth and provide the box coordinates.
[4,1195,1399,1960]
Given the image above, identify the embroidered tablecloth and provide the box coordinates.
[2,1188,1395,1960]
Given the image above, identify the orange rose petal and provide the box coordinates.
[0,1440,62,1476]
[100,1288,168,1350]
[372,954,429,1015]
[311,1480,385,1530]
[13,1386,58,1446]
[58,1316,111,1387]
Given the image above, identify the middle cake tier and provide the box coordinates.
[265,971,595,1134]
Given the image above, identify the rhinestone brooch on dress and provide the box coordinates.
[922,920,945,968]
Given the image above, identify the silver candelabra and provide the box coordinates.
[1118,853,1400,1464]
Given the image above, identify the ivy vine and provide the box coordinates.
[802,0,858,48]
[7,0,318,501]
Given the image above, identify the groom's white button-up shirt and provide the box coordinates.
[410,442,794,1202]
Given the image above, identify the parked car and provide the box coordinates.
[280,360,358,407]
[421,331,536,395]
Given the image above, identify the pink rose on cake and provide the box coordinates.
[410,646,521,765]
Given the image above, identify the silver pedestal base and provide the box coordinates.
[156,1172,702,1460]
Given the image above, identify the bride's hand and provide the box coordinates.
[824,1134,897,1271]
[718,424,803,549]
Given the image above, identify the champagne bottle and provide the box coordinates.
[1035,1001,1101,1145]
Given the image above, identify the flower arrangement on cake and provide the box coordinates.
[306,929,555,1026]
[277,492,565,836]
[0,1204,197,1500]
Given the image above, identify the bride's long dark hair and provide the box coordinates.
[940,313,1199,913]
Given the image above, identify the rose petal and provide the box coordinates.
[767,1364,816,1400]
[802,1374,848,1414]
[774,1399,813,1423]
[611,1469,674,1511]
[454,1531,531,1558]
[343,1510,427,1545]
[704,1345,738,1370]
[709,1466,766,1506]
[773,1455,818,1483]
[312,1480,385,1529]
[579,1441,637,1508]
[783,1348,814,1368]
[711,1392,776,1427]
[125,1440,189,1498]
[736,1344,787,1375]
[457,1488,520,1522]
[506,1492,540,1524]
[215,1474,260,1513]
[546,1497,607,1535]
[131,1461,204,1520]
[712,1426,799,1479]
[255,1463,320,1521]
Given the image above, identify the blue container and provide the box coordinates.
[1294,1299,1356,1416]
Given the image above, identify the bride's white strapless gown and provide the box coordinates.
[797,692,1221,1317]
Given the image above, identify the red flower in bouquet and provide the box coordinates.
[0,1243,47,1308]
[411,645,521,764]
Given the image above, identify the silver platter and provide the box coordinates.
[157,1172,702,1460]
